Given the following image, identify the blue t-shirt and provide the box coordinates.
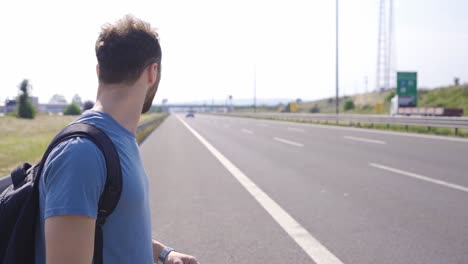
[35,110,154,263]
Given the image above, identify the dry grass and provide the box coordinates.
[136,114,168,143]
[139,113,163,124]
[0,115,75,175]
[296,84,468,116]
[0,112,165,176]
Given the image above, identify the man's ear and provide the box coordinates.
[96,65,100,78]
[147,63,158,85]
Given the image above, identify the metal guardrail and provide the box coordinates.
[226,112,468,129]
[0,114,168,193]
[0,175,11,192]
[137,114,167,133]
[136,114,168,144]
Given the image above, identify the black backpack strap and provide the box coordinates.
[36,122,122,264]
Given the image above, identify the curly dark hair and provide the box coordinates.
[95,15,162,84]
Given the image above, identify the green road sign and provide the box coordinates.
[397,72,418,107]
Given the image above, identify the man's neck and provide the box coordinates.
[92,83,145,135]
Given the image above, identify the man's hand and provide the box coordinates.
[165,251,199,264]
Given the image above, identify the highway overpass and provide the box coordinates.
[153,104,256,112]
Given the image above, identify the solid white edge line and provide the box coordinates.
[344,136,386,145]
[369,163,468,193]
[176,115,343,264]
[241,129,254,134]
[274,137,305,147]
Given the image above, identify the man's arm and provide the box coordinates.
[45,215,95,264]
[152,239,199,264]
[41,138,105,263]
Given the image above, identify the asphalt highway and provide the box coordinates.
[141,114,468,264]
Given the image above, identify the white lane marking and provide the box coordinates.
[257,123,269,127]
[274,137,305,147]
[288,127,305,132]
[211,115,468,143]
[344,136,386,145]
[223,125,231,129]
[177,115,343,264]
[369,163,468,194]
[241,129,254,134]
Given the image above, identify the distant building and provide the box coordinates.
[1,97,39,114]
[30,96,39,108]
[38,104,68,114]
[42,94,68,114]
[49,94,67,105]
[72,94,83,106]
[5,99,16,113]
[161,99,169,112]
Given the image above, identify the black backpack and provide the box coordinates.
[0,123,122,264]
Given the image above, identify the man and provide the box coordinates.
[34,15,199,264]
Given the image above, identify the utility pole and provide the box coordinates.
[254,64,257,112]
[364,75,369,105]
[376,0,395,92]
[365,76,369,93]
[335,0,339,115]
[225,97,228,112]
[387,0,394,91]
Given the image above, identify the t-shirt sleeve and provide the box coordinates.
[41,137,107,220]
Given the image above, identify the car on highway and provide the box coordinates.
[186,110,195,118]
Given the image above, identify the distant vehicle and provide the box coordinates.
[186,110,195,118]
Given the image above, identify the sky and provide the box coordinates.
[0,0,467,105]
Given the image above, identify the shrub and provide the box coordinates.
[343,99,355,111]
[64,103,82,115]
[153,106,162,113]
[361,104,373,111]
[18,101,36,119]
[385,91,396,102]
[309,104,320,113]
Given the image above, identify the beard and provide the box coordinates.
[141,72,160,114]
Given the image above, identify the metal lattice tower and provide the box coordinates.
[376,0,395,92]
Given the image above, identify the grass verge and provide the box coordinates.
[0,113,167,175]
[136,114,168,144]
[139,113,164,124]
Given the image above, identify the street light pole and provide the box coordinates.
[335,0,339,115]
[254,64,257,112]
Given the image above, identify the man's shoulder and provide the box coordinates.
[42,136,107,186]
[46,137,103,166]
[39,136,107,220]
